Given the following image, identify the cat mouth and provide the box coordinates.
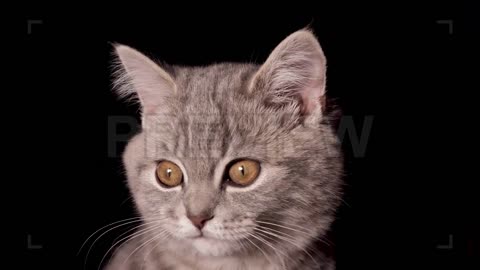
[187,231,206,239]
[187,232,221,241]
[191,234,204,239]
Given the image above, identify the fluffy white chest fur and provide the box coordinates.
[106,237,278,270]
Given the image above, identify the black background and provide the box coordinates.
[18,3,478,270]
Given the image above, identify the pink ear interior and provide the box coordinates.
[114,45,176,115]
[250,30,327,115]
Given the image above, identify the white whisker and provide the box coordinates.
[256,219,312,235]
[254,226,319,267]
[257,219,332,246]
[243,234,274,266]
[77,217,143,255]
[141,230,173,269]
[110,218,168,247]
[99,223,166,270]
[247,232,288,270]
[121,230,170,267]
[84,218,147,269]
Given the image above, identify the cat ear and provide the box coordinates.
[249,30,327,115]
[113,45,176,114]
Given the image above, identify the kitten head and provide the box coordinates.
[113,30,343,257]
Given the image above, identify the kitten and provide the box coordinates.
[106,29,343,270]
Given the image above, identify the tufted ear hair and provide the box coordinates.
[113,45,176,115]
[249,29,327,115]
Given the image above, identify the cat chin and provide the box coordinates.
[191,237,232,257]
[189,237,238,257]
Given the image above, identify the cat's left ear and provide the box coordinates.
[113,45,176,115]
[249,29,327,116]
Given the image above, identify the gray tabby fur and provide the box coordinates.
[106,29,343,270]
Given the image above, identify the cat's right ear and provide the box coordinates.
[112,44,176,115]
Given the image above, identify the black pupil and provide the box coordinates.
[239,165,245,176]
[167,168,172,177]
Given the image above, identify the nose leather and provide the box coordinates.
[187,214,214,229]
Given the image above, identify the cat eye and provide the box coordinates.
[228,159,260,186]
[156,160,183,187]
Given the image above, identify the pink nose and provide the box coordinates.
[187,214,214,230]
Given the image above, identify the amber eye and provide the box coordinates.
[228,159,260,186]
[156,160,183,187]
